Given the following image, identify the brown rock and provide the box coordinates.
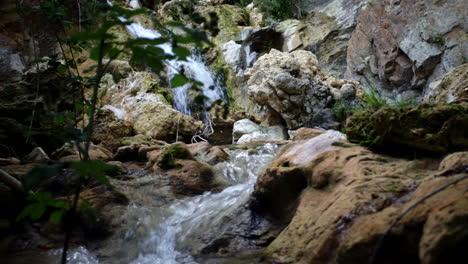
[166,160,217,196]
[23,147,50,164]
[424,63,468,104]
[92,108,134,153]
[205,146,230,165]
[292,127,325,141]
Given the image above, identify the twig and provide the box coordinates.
[369,174,468,264]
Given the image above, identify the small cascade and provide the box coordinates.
[120,1,226,115]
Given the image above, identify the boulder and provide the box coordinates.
[291,127,325,141]
[246,49,360,129]
[56,143,113,162]
[346,0,467,101]
[204,146,230,165]
[149,143,195,170]
[166,160,217,196]
[345,104,468,154]
[424,63,468,104]
[23,147,50,164]
[260,141,468,263]
[233,119,288,144]
[92,108,134,153]
[253,131,346,220]
[205,103,249,145]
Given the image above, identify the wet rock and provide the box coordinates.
[345,104,468,154]
[346,0,467,101]
[205,146,230,165]
[233,119,288,144]
[92,108,134,153]
[166,159,217,196]
[246,49,359,129]
[106,161,128,176]
[149,143,195,170]
[424,63,468,104]
[187,142,213,156]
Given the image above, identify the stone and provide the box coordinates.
[221,40,243,75]
[92,108,134,153]
[0,157,20,166]
[253,131,346,220]
[438,152,468,175]
[23,147,50,164]
[424,63,468,104]
[259,140,467,263]
[166,160,217,196]
[345,104,468,154]
[291,127,325,141]
[245,49,359,129]
[205,146,230,165]
[346,0,467,101]
[120,134,166,147]
[57,144,113,162]
[233,119,288,144]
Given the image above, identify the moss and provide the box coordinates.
[345,104,468,154]
[157,143,193,170]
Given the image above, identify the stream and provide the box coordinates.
[56,143,279,264]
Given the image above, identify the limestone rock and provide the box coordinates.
[253,131,346,220]
[260,141,468,263]
[424,63,468,104]
[246,49,359,129]
[346,0,467,101]
[291,127,325,141]
[92,108,134,153]
[233,119,288,144]
[56,143,113,162]
[345,104,468,154]
[166,160,217,196]
[23,147,50,164]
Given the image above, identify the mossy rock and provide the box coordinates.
[120,134,166,146]
[157,143,195,170]
[344,104,468,154]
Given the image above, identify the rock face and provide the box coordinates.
[246,49,359,129]
[424,63,468,104]
[258,143,468,264]
[345,104,468,154]
[346,0,467,101]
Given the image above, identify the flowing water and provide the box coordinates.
[121,1,226,115]
[55,143,278,264]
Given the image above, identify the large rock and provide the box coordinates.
[345,104,468,154]
[259,142,468,263]
[92,108,134,153]
[233,119,288,144]
[253,131,346,220]
[245,49,359,129]
[346,0,467,101]
[423,63,468,104]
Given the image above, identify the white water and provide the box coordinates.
[121,2,226,115]
[59,143,278,264]
[129,144,278,264]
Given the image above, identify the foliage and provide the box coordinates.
[15,1,210,263]
[361,87,387,108]
[255,0,294,20]
[157,144,192,170]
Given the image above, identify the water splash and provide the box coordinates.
[121,2,226,115]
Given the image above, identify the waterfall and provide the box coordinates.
[120,1,226,115]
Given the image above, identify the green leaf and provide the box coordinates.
[171,74,188,88]
[173,46,191,60]
[71,160,113,186]
[57,64,68,73]
[49,210,64,223]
